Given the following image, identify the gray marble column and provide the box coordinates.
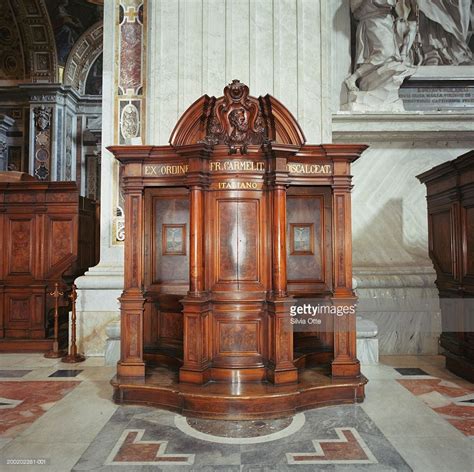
[0,115,14,171]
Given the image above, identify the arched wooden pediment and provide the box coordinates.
[169,80,306,152]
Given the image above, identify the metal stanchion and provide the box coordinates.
[44,283,67,358]
[62,284,86,363]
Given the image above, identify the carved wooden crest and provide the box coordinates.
[201,80,267,153]
[169,79,306,150]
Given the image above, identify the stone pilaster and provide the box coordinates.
[0,115,14,171]
[75,0,148,357]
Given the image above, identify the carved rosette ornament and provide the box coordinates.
[201,80,268,154]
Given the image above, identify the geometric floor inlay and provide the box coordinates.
[398,378,474,436]
[286,427,378,464]
[395,367,430,376]
[0,370,32,378]
[105,429,194,465]
[176,413,305,444]
[0,381,79,438]
[73,404,412,471]
[0,397,23,409]
[48,369,83,378]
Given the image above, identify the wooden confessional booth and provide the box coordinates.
[109,80,367,419]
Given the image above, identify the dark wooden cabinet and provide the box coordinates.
[0,173,99,352]
[417,151,474,382]
[109,80,367,418]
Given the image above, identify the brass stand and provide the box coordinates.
[44,283,67,358]
[62,284,86,363]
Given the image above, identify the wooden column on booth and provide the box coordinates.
[325,145,362,379]
[116,147,150,378]
[267,145,298,385]
[178,144,211,384]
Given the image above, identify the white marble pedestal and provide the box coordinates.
[357,316,379,365]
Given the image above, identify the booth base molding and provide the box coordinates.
[0,338,57,352]
[111,364,367,420]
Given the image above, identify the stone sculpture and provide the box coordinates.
[416,0,473,65]
[344,0,473,111]
[344,0,417,111]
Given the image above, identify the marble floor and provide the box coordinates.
[0,354,472,471]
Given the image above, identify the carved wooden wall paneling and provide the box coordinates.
[0,177,99,351]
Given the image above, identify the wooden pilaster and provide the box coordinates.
[267,146,298,384]
[117,161,146,378]
[328,150,360,379]
[179,144,211,384]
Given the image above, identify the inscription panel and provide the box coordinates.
[210,160,265,172]
[287,162,332,175]
[400,86,474,111]
[144,164,188,176]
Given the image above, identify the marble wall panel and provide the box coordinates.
[351,142,474,354]
[147,0,329,144]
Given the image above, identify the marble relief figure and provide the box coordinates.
[344,0,416,111]
[416,0,473,65]
[345,0,474,111]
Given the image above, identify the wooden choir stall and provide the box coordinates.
[0,172,99,352]
[417,151,474,382]
[110,80,367,418]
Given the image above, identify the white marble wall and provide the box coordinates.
[347,140,474,354]
[328,0,474,354]
[147,0,331,144]
[75,0,123,356]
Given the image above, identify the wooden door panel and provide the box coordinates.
[236,199,259,282]
[430,210,453,276]
[217,200,238,282]
[286,187,332,294]
[212,193,264,292]
[146,189,190,288]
